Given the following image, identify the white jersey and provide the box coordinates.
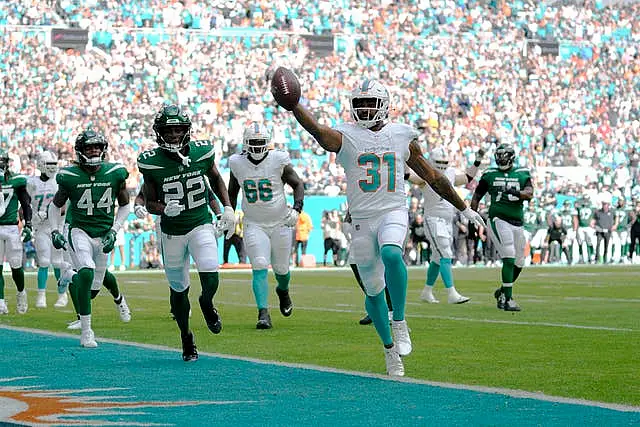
[335,123,415,220]
[228,150,290,227]
[422,167,457,221]
[27,175,58,231]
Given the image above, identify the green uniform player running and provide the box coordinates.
[471,143,533,312]
[48,129,131,348]
[0,150,32,315]
[138,104,236,362]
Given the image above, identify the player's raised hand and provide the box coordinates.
[163,200,184,217]
[462,207,486,229]
[134,204,148,219]
[218,206,236,239]
[475,148,486,164]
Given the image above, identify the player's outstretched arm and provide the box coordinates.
[207,190,221,216]
[454,148,485,186]
[470,179,488,212]
[142,181,164,215]
[134,187,148,219]
[112,182,131,232]
[227,172,241,211]
[16,184,32,225]
[282,164,304,212]
[291,104,342,153]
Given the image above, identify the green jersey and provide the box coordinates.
[57,162,129,238]
[0,173,27,225]
[560,209,574,229]
[576,205,593,227]
[615,206,632,232]
[523,209,539,233]
[479,167,531,224]
[137,140,215,236]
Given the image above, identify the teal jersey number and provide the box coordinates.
[358,152,396,192]
[34,193,55,212]
[243,179,273,203]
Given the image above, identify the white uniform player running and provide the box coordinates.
[27,151,68,308]
[411,146,484,304]
[281,77,485,377]
[228,123,305,329]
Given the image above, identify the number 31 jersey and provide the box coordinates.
[335,123,414,220]
[228,150,289,227]
[138,140,215,236]
[57,163,128,238]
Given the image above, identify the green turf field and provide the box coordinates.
[1,265,638,406]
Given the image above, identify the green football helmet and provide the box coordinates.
[494,143,516,171]
[153,104,191,152]
[75,128,108,166]
[0,149,9,174]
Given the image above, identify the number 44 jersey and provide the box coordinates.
[57,163,129,238]
[137,140,215,236]
[228,150,289,227]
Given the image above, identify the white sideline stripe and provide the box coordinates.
[1,324,638,414]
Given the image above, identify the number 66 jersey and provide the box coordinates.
[137,140,214,235]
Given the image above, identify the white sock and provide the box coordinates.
[446,287,457,296]
[80,314,92,331]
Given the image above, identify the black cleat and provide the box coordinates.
[256,308,272,329]
[275,288,293,317]
[199,296,222,334]
[181,332,198,362]
[504,299,521,312]
[494,288,505,310]
[359,314,372,325]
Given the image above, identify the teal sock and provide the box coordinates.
[439,258,454,288]
[252,270,269,309]
[54,268,61,281]
[365,291,393,346]
[274,272,290,291]
[426,261,440,286]
[37,267,48,290]
[381,244,407,321]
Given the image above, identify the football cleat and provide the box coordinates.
[116,296,131,322]
[504,299,521,312]
[447,291,470,304]
[494,288,505,310]
[181,332,198,362]
[35,291,47,308]
[0,299,8,315]
[16,290,28,314]
[80,329,98,348]
[359,314,372,325]
[391,320,412,357]
[54,292,69,308]
[67,319,82,330]
[275,287,293,317]
[256,308,272,330]
[199,296,222,334]
[420,287,440,304]
[384,346,405,377]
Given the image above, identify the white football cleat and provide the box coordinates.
[0,299,8,314]
[391,319,412,356]
[67,319,82,330]
[420,287,439,303]
[117,296,131,322]
[80,329,98,348]
[447,291,470,304]
[16,290,28,314]
[384,346,404,376]
[54,292,69,308]
[35,291,47,308]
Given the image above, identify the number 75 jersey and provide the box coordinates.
[57,163,128,238]
[335,123,414,220]
[228,150,289,227]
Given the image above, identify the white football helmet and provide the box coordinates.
[430,147,449,171]
[243,122,271,160]
[349,79,390,129]
[37,151,58,176]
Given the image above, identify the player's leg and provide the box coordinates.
[51,247,68,307]
[0,234,7,314]
[188,224,222,334]
[488,218,520,311]
[513,226,527,284]
[7,225,27,314]
[271,225,294,318]
[243,222,272,329]
[421,217,441,303]
[34,229,52,308]
[69,228,98,347]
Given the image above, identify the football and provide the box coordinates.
[270,67,301,111]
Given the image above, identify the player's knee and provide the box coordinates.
[380,244,403,267]
[252,256,269,271]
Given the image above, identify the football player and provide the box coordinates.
[138,104,235,362]
[228,122,304,329]
[574,197,596,264]
[471,143,533,312]
[280,78,485,376]
[0,149,31,315]
[412,146,484,304]
[27,151,68,308]
[48,129,131,347]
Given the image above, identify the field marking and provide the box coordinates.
[1,324,638,413]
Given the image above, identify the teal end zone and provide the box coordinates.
[0,327,638,426]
